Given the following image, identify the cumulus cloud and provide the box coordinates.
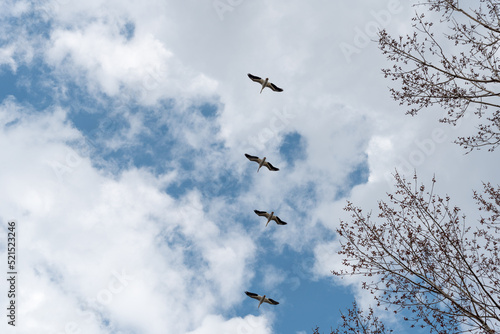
[45,22,217,104]
[186,314,271,334]
[0,98,262,333]
[1,1,499,333]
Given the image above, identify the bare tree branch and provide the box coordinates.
[333,172,500,333]
[379,0,500,152]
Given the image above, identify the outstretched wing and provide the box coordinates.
[264,162,279,171]
[247,73,263,83]
[269,83,283,92]
[273,216,287,225]
[254,210,270,218]
[245,291,261,301]
[245,153,260,163]
[267,298,279,305]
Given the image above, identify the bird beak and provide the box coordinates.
[258,296,265,308]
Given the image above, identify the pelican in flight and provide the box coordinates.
[245,291,279,308]
[254,210,287,226]
[247,73,283,93]
[245,154,279,172]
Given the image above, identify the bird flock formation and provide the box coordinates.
[244,73,284,309]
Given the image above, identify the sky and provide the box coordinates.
[0,1,499,334]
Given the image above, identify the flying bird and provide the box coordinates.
[247,73,283,93]
[245,154,279,172]
[254,210,287,226]
[245,291,279,308]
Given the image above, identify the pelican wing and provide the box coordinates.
[273,216,287,225]
[266,298,279,305]
[245,153,261,163]
[254,210,270,218]
[269,82,283,92]
[247,73,264,84]
[264,162,279,171]
[245,291,261,301]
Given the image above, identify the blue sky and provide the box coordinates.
[0,1,499,334]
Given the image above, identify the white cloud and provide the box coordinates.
[0,99,264,333]
[45,21,217,104]
[1,1,499,333]
[186,314,272,334]
[0,0,30,18]
[0,45,16,70]
[260,265,287,290]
